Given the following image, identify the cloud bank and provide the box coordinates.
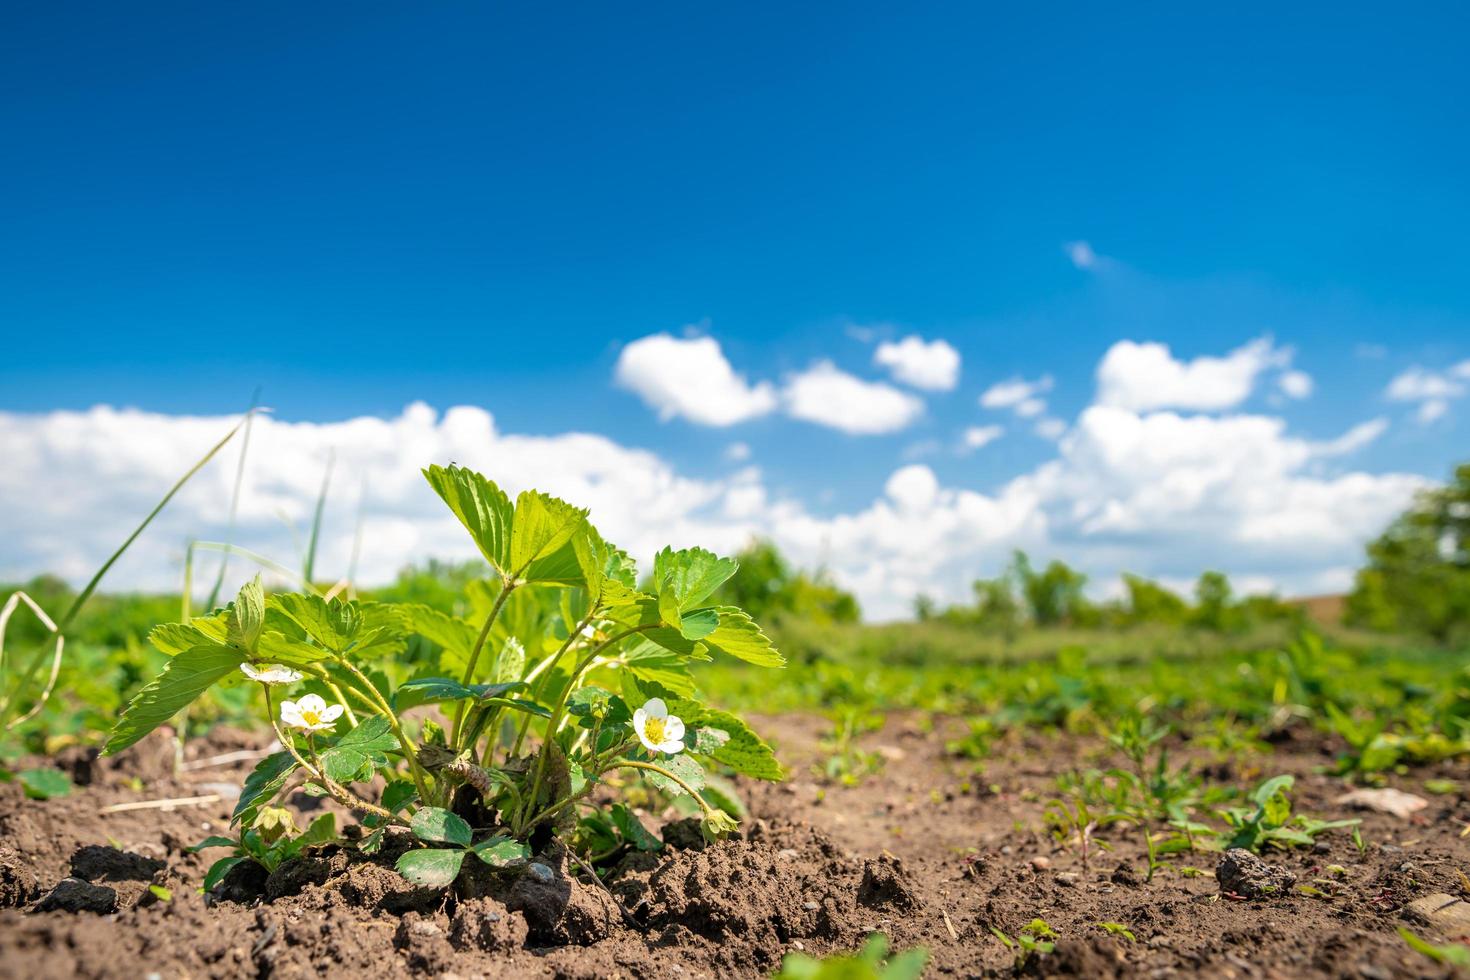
[0,395,1421,620]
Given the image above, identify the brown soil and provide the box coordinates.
[1,713,1467,978]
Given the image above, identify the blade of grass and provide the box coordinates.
[302,450,334,587]
[204,388,260,611]
[0,409,261,734]
[189,542,321,595]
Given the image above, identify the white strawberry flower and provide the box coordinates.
[240,663,303,685]
[632,698,686,755]
[280,693,344,733]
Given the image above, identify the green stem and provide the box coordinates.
[503,608,599,761]
[262,684,405,825]
[517,614,634,825]
[451,579,516,747]
[336,658,432,803]
[613,760,716,817]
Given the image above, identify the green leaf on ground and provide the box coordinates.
[411,806,472,847]
[470,835,531,868]
[18,767,72,800]
[395,848,466,888]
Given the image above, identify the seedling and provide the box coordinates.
[772,934,928,980]
[1096,922,1136,942]
[815,705,885,786]
[1218,775,1359,852]
[112,464,786,889]
[191,809,338,890]
[1399,928,1470,968]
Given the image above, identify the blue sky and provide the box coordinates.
[1,4,1468,615]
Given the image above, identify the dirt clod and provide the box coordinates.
[448,896,529,952]
[0,846,38,908]
[1215,848,1297,899]
[34,876,119,914]
[856,854,917,911]
[504,845,620,945]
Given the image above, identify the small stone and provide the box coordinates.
[1055,872,1080,887]
[1405,893,1470,934]
[791,942,805,951]
[777,848,800,860]
[1031,856,1052,871]
[525,862,555,884]
[802,901,820,911]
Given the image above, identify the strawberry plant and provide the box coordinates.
[106,464,786,889]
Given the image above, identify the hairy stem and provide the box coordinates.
[451,579,516,747]
[262,684,405,825]
[336,658,432,803]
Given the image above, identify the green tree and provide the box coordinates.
[1346,463,1470,640]
[1191,570,1238,631]
[971,574,1023,634]
[1013,552,1089,627]
[1121,573,1188,625]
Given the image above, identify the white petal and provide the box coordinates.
[642,698,668,720]
[297,693,327,714]
[320,703,344,723]
[241,663,262,681]
[633,708,648,732]
[663,715,685,743]
[280,701,303,726]
[658,738,685,755]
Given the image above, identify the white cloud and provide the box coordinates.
[1385,366,1463,403]
[1384,364,1468,424]
[959,425,1003,453]
[724,441,752,463]
[873,335,961,391]
[979,375,1054,410]
[1310,418,1389,457]
[614,333,777,426]
[782,361,925,435]
[0,401,1427,622]
[1014,398,1047,419]
[1418,399,1449,424]
[1096,337,1291,411]
[1034,417,1067,441]
[1278,370,1314,399]
[0,403,748,599]
[1065,240,1097,269]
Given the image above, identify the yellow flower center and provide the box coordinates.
[301,709,321,726]
[643,716,667,745]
